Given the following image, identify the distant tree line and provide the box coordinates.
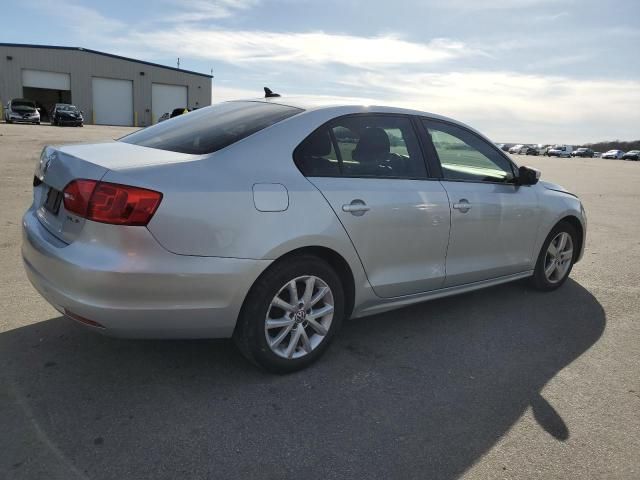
[581,140,640,152]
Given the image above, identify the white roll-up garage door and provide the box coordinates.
[92,77,133,126]
[22,69,71,91]
[152,83,188,123]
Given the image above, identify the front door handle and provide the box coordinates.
[453,199,472,213]
[342,199,370,216]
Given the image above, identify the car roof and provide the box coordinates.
[227,96,485,137]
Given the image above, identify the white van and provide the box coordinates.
[547,145,573,157]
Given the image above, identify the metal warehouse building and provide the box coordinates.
[0,43,212,126]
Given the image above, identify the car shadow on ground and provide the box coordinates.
[0,279,605,480]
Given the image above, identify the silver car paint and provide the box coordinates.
[440,180,540,286]
[309,177,451,297]
[23,206,270,338]
[22,100,587,338]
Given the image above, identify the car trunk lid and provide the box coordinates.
[33,142,198,244]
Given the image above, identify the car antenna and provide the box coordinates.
[264,87,281,98]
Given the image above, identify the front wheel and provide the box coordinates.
[531,221,578,291]
[234,255,345,373]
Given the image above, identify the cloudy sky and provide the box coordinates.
[4,0,639,143]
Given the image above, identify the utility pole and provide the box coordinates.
[177,57,180,69]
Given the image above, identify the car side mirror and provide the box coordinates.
[517,166,540,185]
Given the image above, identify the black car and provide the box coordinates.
[51,103,83,127]
[170,107,188,118]
[571,148,594,158]
[622,150,639,161]
[524,146,539,156]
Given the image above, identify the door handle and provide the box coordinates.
[342,200,370,216]
[453,199,472,213]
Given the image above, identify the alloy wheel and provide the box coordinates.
[264,275,334,359]
[544,232,574,283]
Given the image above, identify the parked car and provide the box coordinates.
[593,152,602,158]
[158,112,171,122]
[508,144,526,154]
[51,103,84,127]
[4,98,40,124]
[622,150,639,161]
[22,98,586,372]
[602,149,625,159]
[524,146,539,156]
[547,145,574,157]
[571,148,594,158]
[170,107,188,118]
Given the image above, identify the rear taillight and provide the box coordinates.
[63,179,162,226]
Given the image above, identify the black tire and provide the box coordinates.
[233,255,345,373]
[530,221,578,291]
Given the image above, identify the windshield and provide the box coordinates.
[12,100,36,110]
[57,105,77,112]
[120,101,303,154]
[577,148,587,152]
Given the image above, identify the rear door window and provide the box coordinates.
[295,115,427,179]
[120,101,302,154]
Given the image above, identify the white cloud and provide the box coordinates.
[162,0,260,21]
[532,11,570,22]
[438,0,570,10]
[124,29,481,67]
[24,0,125,37]
[336,71,640,143]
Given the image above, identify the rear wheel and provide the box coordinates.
[234,255,344,373]
[531,221,578,291]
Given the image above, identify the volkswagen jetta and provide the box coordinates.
[22,97,586,372]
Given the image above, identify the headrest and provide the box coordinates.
[352,127,390,162]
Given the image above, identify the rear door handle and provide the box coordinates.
[453,199,472,213]
[342,200,370,216]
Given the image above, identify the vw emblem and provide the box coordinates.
[42,155,52,174]
[294,310,307,323]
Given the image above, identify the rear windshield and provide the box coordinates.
[120,101,303,154]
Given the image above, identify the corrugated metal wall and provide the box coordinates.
[0,45,212,126]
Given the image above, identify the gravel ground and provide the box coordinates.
[0,123,639,479]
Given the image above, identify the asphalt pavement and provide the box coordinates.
[0,123,638,479]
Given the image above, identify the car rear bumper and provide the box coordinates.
[22,207,270,338]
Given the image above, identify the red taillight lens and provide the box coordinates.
[63,179,97,217]
[63,179,162,226]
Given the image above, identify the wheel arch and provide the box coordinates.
[246,245,356,320]
[556,215,584,263]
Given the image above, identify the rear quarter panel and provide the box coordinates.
[101,107,374,304]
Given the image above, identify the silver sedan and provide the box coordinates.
[22,98,586,372]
